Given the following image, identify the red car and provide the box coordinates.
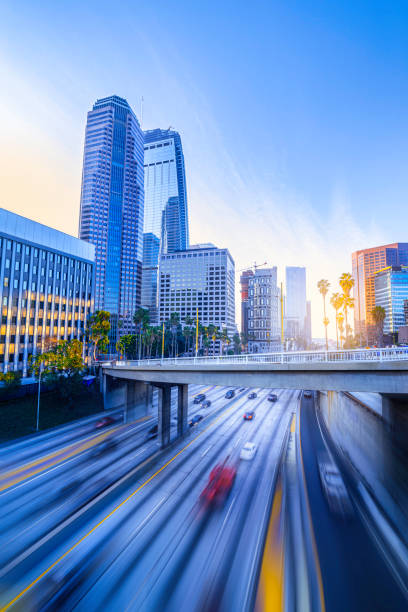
[95,416,115,429]
[200,461,237,507]
[243,411,255,421]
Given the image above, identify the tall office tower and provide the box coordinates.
[79,96,144,348]
[240,269,254,339]
[158,244,235,336]
[404,299,408,325]
[247,268,281,353]
[285,266,307,339]
[352,243,408,342]
[0,208,95,376]
[142,129,189,322]
[374,266,408,335]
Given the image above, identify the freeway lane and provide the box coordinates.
[0,384,244,608]
[0,385,293,611]
[299,394,407,611]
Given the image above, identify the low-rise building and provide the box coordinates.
[0,208,95,375]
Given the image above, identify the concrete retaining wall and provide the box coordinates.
[319,390,408,542]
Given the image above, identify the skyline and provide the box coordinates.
[1,1,407,337]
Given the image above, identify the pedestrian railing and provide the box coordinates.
[109,347,408,368]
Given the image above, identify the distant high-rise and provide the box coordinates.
[285,266,307,339]
[142,129,189,321]
[240,269,254,340]
[247,268,281,353]
[158,244,235,338]
[352,243,408,342]
[79,95,144,348]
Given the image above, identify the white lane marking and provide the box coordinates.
[201,446,212,457]
[234,436,242,448]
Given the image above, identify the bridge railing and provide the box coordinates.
[109,347,408,368]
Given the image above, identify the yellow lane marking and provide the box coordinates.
[256,475,284,611]
[0,415,149,492]
[298,402,326,612]
[0,399,238,611]
[290,414,296,433]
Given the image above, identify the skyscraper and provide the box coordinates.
[285,266,307,339]
[142,129,189,321]
[158,244,235,336]
[79,95,144,347]
[352,243,408,342]
[374,266,408,335]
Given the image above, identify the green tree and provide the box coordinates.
[371,306,386,347]
[233,333,241,354]
[0,370,22,392]
[317,279,330,350]
[169,312,180,357]
[86,310,111,361]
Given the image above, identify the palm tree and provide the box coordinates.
[169,312,180,357]
[371,306,386,347]
[337,312,345,348]
[340,294,355,346]
[330,292,343,349]
[317,279,330,350]
[339,272,355,332]
[133,308,149,359]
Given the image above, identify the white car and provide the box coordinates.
[318,457,353,517]
[240,442,257,460]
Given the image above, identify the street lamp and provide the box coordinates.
[36,361,43,432]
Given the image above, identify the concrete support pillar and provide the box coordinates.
[126,380,152,422]
[158,385,171,448]
[177,384,189,437]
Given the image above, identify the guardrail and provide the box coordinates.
[106,347,408,368]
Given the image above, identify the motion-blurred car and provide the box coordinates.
[95,416,115,429]
[248,392,257,399]
[225,390,235,399]
[267,393,278,402]
[201,400,211,408]
[244,411,255,420]
[189,414,203,427]
[194,394,206,404]
[200,460,237,507]
[304,390,313,398]
[318,456,353,517]
[90,437,117,458]
[240,442,257,460]
[145,424,158,440]
[239,387,246,392]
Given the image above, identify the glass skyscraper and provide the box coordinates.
[374,266,408,334]
[142,129,189,322]
[285,266,307,339]
[79,96,144,347]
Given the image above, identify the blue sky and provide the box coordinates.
[1,0,407,336]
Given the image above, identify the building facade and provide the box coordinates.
[285,266,307,340]
[142,129,189,321]
[352,243,408,342]
[374,266,408,334]
[0,208,94,375]
[247,268,281,353]
[158,244,235,335]
[240,269,254,341]
[79,95,144,347]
